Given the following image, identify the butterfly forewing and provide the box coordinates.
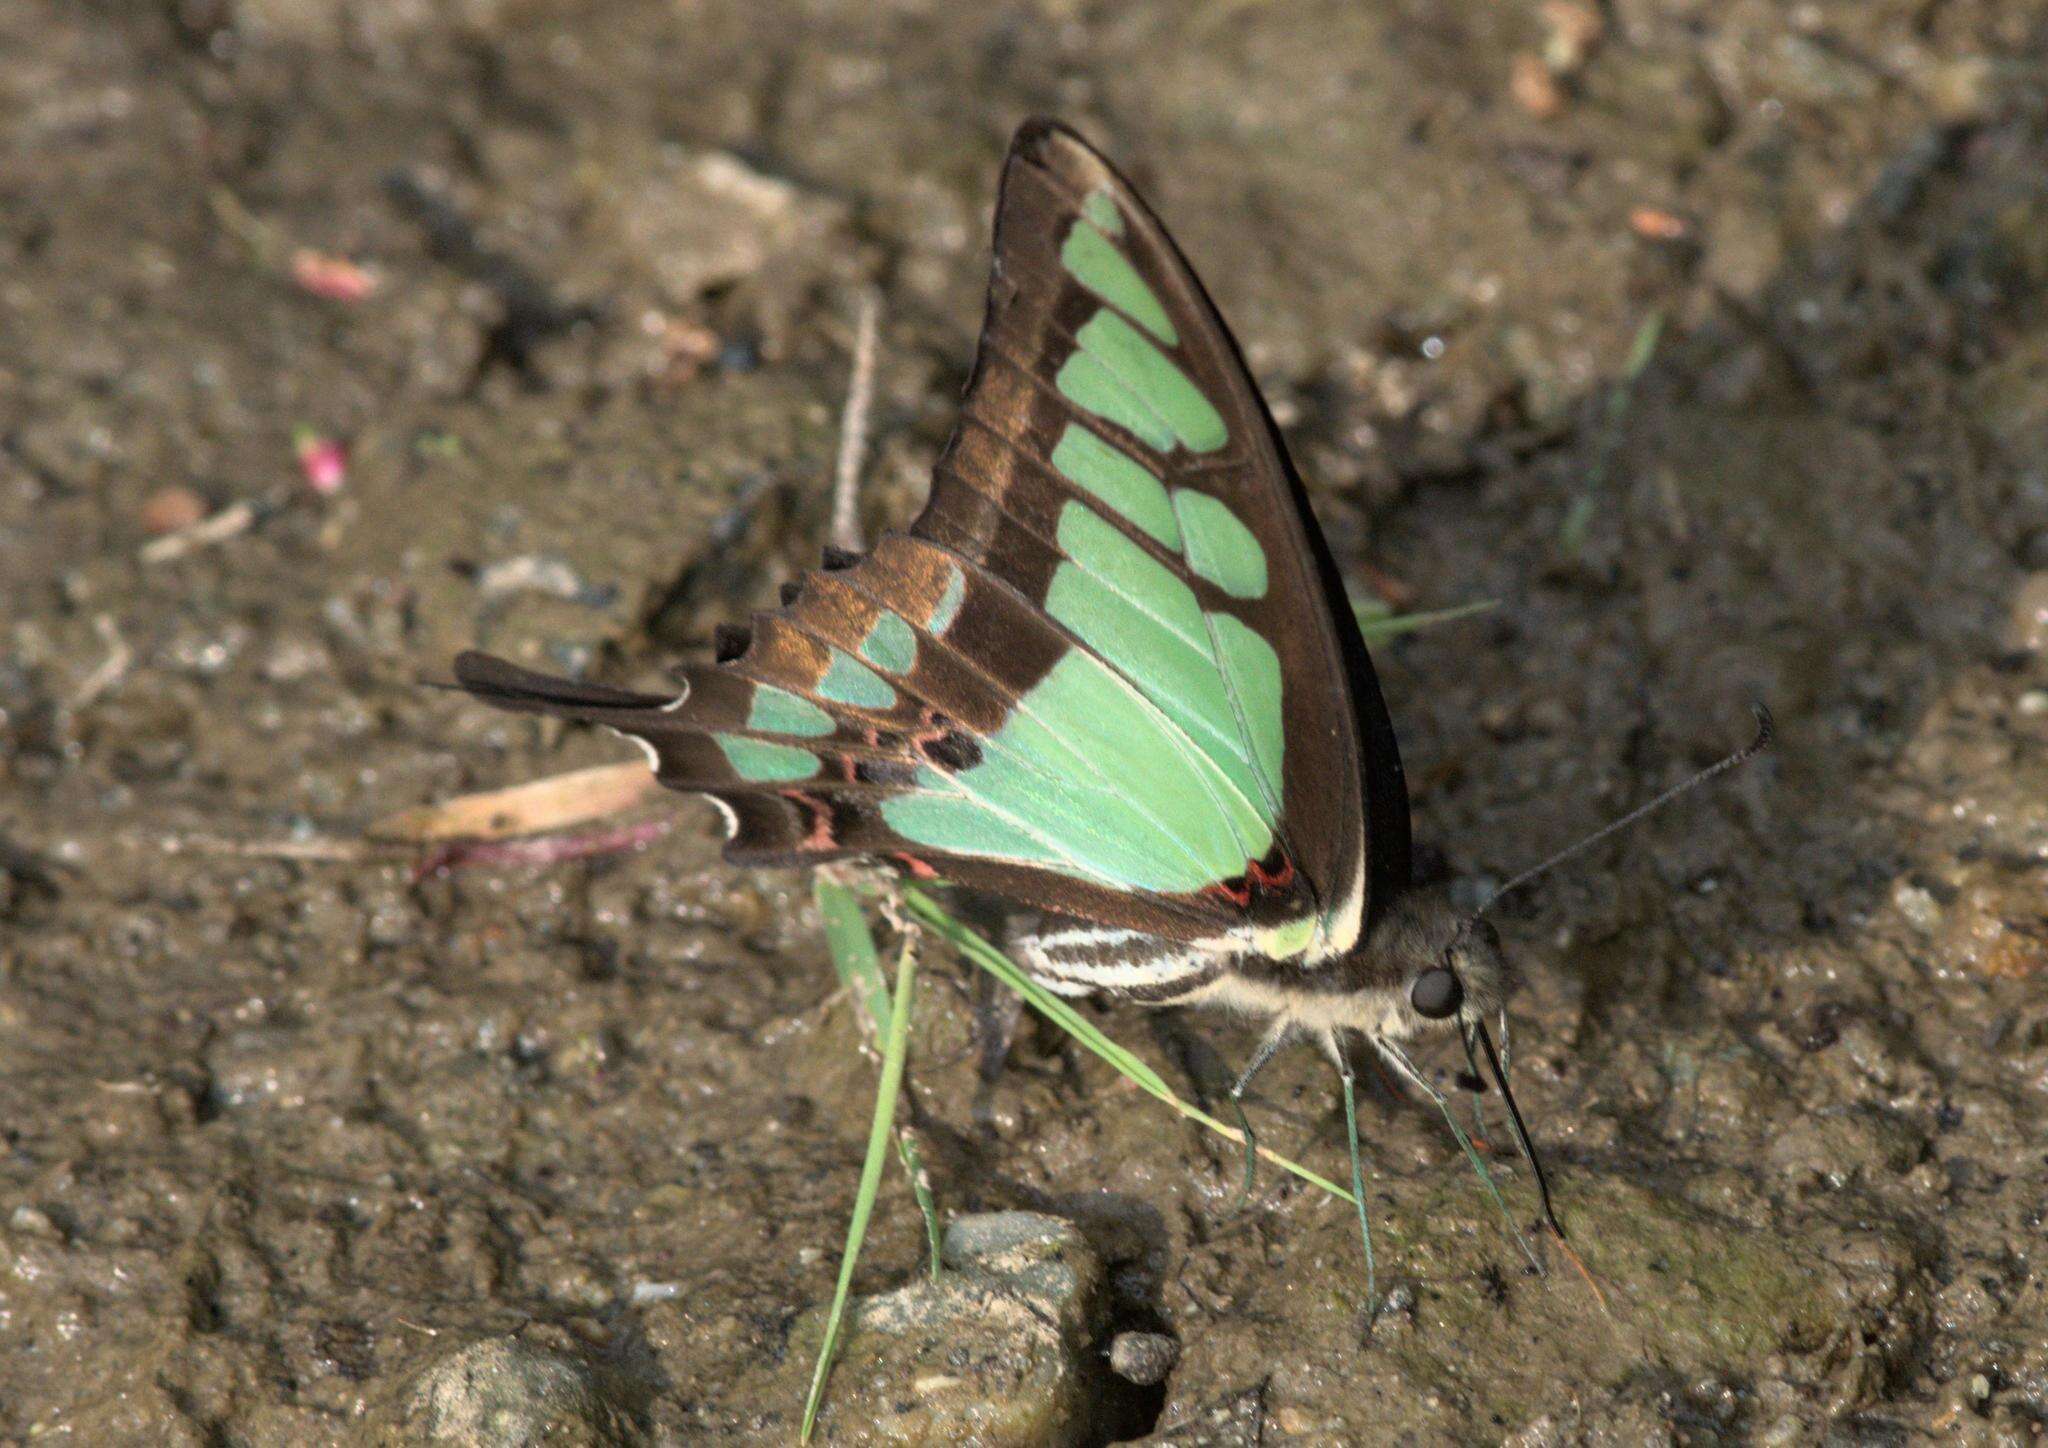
[919,119,1410,956]
[453,119,1412,967]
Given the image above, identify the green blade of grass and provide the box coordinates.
[895,1128,942,1281]
[817,876,892,1032]
[899,885,1358,1205]
[816,877,945,1279]
[1566,305,1669,560]
[1353,597,1497,643]
[801,933,919,1442]
[1620,307,1668,383]
[1558,492,1598,557]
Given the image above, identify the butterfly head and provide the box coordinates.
[1361,887,1511,1041]
[1417,914,1507,1025]
[1352,887,1571,1241]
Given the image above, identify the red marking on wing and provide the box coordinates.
[783,790,836,852]
[1205,880,1252,908]
[1202,847,1298,911]
[893,852,939,880]
[1248,853,1295,891]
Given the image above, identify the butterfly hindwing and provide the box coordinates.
[454,119,1412,966]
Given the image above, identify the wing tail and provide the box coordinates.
[453,650,680,720]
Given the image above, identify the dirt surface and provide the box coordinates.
[5,1,2048,1442]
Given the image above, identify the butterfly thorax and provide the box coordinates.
[1172,886,1510,1043]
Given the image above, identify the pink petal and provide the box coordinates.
[294,432,348,494]
[291,248,379,302]
[411,819,673,882]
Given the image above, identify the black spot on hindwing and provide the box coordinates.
[923,728,983,772]
[856,758,918,786]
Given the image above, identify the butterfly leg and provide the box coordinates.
[1323,1028,1378,1315]
[1227,1019,1293,1202]
[971,968,1025,1084]
[965,967,1028,1137]
[1371,1033,1544,1275]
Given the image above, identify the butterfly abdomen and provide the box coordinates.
[1013,919,1231,1004]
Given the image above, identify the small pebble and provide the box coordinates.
[1539,0,1602,71]
[1923,56,2000,125]
[379,1334,631,1446]
[1629,206,1691,241]
[9,1205,57,1238]
[2004,573,2048,654]
[139,485,207,535]
[1891,880,1941,933]
[1510,53,1565,119]
[294,430,348,495]
[1107,1331,1179,1386]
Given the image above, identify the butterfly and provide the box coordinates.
[454,119,1768,1235]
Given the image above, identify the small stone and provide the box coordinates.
[1107,1331,1178,1385]
[1510,53,1565,119]
[791,1212,1110,1445]
[1758,1413,1813,1447]
[1539,1,1602,72]
[1890,879,1942,933]
[1930,864,2048,980]
[1705,205,1785,301]
[139,485,206,535]
[260,637,331,683]
[1922,55,2002,125]
[2003,572,2048,653]
[8,1205,58,1238]
[613,148,845,310]
[1271,1406,1320,1436]
[371,1334,631,1446]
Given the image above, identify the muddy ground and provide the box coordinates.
[5,1,2048,1443]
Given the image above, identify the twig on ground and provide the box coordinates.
[367,761,659,843]
[153,833,375,863]
[139,500,257,564]
[829,289,881,555]
[69,614,132,709]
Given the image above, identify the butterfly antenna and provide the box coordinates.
[1475,703,1774,919]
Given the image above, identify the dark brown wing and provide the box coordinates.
[454,119,1411,957]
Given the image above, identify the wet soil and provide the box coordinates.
[5,1,2048,1442]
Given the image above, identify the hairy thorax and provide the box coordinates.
[1177,885,1512,1043]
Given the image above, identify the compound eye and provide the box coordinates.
[1410,967,1464,1020]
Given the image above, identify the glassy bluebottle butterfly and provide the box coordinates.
[454,119,1770,1244]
